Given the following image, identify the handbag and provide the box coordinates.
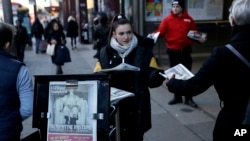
[46,44,55,56]
[54,45,71,65]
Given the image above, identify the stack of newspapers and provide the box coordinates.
[98,62,140,72]
[110,87,134,102]
[187,30,207,41]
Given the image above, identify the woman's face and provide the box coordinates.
[113,24,133,46]
[53,23,59,31]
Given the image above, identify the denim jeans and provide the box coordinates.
[35,38,41,53]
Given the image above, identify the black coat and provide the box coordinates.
[47,30,66,65]
[99,34,165,140]
[93,24,109,50]
[14,25,28,45]
[31,19,44,39]
[66,20,78,37]
[167,24,250,141]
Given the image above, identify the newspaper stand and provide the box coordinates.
[32,74,110,141]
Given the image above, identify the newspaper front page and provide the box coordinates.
[160,63,194,80]
[47,81,98,141]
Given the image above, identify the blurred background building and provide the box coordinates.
[0,0,234,64]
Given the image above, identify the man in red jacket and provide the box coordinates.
[155,0,199,108]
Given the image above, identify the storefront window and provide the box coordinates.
[145,0,224,22]
[145,0,165,22]
[123,0,133,22]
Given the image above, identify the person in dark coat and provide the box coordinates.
[165,0,250,140]
[14,19,29,62]
[44,18,64,40]
[93,12,110,59]
[31,17,44,53]
[0,22,33,141]
[46,20,66,74]
[66,16,78,50]
[95,14,165,141]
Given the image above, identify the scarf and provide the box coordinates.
[110,34,138,58]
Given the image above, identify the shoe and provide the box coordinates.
[168,97,182,105]
[184,99,198,108]
[56,66,63,74]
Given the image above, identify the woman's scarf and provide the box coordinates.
[110,34,138,58]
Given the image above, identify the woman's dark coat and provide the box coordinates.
[93,24,109,50]
[31,18,44,39]
[99,34,164,140]
[167,24,250,141]
[47,29,66,65]
[66,20,78,37]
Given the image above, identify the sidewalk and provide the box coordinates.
[22,39,220,141]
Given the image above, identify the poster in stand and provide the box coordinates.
[47,81,98,141]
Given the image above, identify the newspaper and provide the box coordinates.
[110,87,135,102]
[159,63,194,80]
[98,62,140,72]
[47,81,98,141]
[187,30,207,41]
[147,31,160,43]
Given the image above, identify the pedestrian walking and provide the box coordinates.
[31,17,44,54]
[14,19,29,62]
[44,18,64,40]
[66,16,78,50]
[153,0,204,108]
[0,22,33,141]
[93,12,110,59]
[165,0,250,140]
[46,20,67,74]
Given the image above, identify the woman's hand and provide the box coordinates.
[51,39,57,44]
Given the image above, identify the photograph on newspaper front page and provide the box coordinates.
[47,81,98,141]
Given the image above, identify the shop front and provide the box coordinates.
[118,0,233,64]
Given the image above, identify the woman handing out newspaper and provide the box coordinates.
[94,14,165,141]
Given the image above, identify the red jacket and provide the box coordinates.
[156,10,197,50]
